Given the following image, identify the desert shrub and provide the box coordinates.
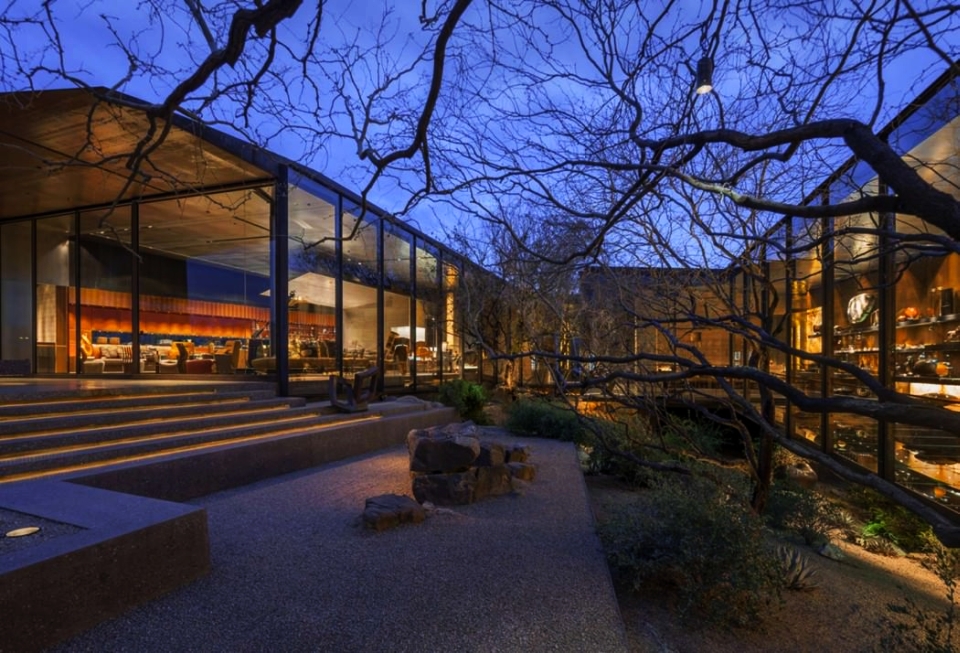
[505,398,589,442]
[875,543,960,652]
[660,416,727,459]
[437,379,490,424]
[846,486,936,553]
[765,482,838,546]
[598,475,782,629]
[578,418,659,487]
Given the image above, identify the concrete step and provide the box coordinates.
[0,387,279,420]
[0,392,304,438]
[0,384,311,482]
[0,383,456,487]
[0,400,322,456]
[0,409,377,481]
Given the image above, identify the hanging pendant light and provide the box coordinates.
[695,56,714,95]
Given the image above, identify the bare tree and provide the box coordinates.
[3,1,960,538]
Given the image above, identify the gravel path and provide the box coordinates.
[55,433,628,652]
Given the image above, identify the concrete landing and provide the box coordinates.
[55,432,629,652]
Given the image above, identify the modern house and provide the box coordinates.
[2,65,959,517]
[0,88,488,396]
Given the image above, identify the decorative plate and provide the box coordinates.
[847,293,876,324]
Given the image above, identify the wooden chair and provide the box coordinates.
[215,340,241,374]
[328,366,379,413]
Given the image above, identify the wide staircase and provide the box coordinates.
[0,381,459,653]
[0,382,425,486]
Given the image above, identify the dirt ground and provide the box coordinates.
[585,475,957,653]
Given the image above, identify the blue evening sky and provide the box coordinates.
[3,1,956,249]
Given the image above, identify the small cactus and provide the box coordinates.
[777,545,819,591]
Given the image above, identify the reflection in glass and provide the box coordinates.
[139,187,273,374]
[286,183,337,375]
[894,423,960,506]
[342,202,379,375]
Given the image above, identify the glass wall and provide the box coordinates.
[889,147,960,504]
[0,220,33,371]
[0,174,474,390]
[780,74,960,510]
[789,215,827,446]
[137,188,273,375]
[36,214,76,374]
[285,180,338,376]
[342,201,379,374]
[383,223,413,390]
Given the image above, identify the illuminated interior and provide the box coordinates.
[0,88,478,393]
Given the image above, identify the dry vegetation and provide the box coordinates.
[587,474,959,653]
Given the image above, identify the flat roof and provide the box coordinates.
[0,88,275,221]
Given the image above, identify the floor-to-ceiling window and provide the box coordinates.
[775,73,960,511]
[0,220,33,371]
[413,241,441,389]
[77,208,133,374]
[790,214,828,446]
[36,214,76,374]
[138,187,273,374]
[442,261,462,376]
[383,223,414,390]
[342,201,379,375]
[831,196,883,473]
[280,179,337,376]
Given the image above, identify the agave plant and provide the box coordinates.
[828,508,858,532]
[777,545,819,591]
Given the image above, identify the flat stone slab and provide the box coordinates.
[362,494,426,531]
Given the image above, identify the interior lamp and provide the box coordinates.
[695,56,714,95]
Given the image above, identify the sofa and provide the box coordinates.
[82,343,134,374]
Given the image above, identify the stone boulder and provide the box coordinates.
[476,442,506,467]
[776,461,818,489]
[362,494,426,531]
[506,445,530,463]
[507,462,537,481]
[412,472,477,505]
[407,423,536,506]
[475,464,514,498]
[407,422,481,473]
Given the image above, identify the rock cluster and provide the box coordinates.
[361,423,536,531]
[408,422,535,506]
